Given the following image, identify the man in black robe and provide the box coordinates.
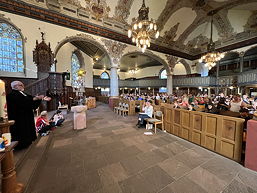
[6,81,50,150]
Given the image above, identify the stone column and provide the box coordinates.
[102,39,127,109]
[239,52,244,73]
[109,66,119,109]
[167,74,173,95]
[110,66,119,97]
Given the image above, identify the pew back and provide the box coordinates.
[164,106,244,162]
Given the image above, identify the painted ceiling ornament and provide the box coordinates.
[89,0,110,20]
[163,22,179,44]
[102,39,127,65]
[244,11,257,32]
[166,55,178,72]
[186,34,209,51]
[113,0,133,23]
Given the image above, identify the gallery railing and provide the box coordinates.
[93,70,257,88]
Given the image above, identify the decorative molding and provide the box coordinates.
[102,39,127,65]
[113,0,133,23]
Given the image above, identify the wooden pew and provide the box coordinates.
[164,105,244,162]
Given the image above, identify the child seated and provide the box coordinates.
[36,111,54,136]
[52,110,65,126]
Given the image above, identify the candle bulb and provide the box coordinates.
[0,80,7,122]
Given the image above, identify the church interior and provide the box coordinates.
[1,0,257,192]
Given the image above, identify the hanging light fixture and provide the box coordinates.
[127,0,159,53]
[199,12,225,70]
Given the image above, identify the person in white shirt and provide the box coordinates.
[52,110,65,126]
[136,100,153,128]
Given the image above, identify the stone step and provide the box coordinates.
[15,134,53,193]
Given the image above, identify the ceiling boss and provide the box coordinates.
[127,0,160,53]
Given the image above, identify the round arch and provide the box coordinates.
[178,59,191,74]
[121,50,171,74]
[0,15,27,74]
[243,45,257,57]
[54,34,111,63]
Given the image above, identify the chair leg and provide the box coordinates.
[155,124,157,134]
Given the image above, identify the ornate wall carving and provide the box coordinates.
[102,39,127,66]
[166,55,178,73]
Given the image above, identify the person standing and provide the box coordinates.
[6,81,51,149]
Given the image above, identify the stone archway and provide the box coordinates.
[121,50,171,75]
[178,59,191,74]
[54,33,111,63]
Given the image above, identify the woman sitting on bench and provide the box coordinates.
[137,100,153,128]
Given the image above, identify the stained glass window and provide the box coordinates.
[160,69,167,79]
[101,72,109,79]
[71,53,80,86]
[0,22,24,73]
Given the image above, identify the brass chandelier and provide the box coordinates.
[199,13,225,70]
[128,0,159,53]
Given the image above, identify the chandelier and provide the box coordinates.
[128,68,138,74]
[127,0,159,53]
[199,13,225,70]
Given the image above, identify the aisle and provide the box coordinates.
[29,103,257,193]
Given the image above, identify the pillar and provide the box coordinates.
[208,87,211,97]
[167,74,173,95]
[239,52,244,73]
[109,66,119,109]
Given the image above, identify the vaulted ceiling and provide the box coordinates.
[16,0,257,58]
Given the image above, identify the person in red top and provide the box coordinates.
[36,111,54,136]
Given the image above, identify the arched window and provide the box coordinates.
[0,22,24,73]
[101,71,109,79]
[71,53,80,86]
[160,69,167,79]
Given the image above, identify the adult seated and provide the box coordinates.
[137,101,153,128]
[36,111,54,136]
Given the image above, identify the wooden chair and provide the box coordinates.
[114,102,122,114]
[121,104,129,117]
[145,111,164,134]
[118,103,126,115]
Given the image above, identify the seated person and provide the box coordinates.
[205,103,219,114]
[137,100,153,128]
[36,111,54,136]
[52,110,65,126]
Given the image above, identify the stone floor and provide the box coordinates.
[29,103,257,193]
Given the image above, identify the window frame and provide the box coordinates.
[71,52,81,87]
[100,71,110,79]
[0,20,26,77]
[159,68,167,79]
